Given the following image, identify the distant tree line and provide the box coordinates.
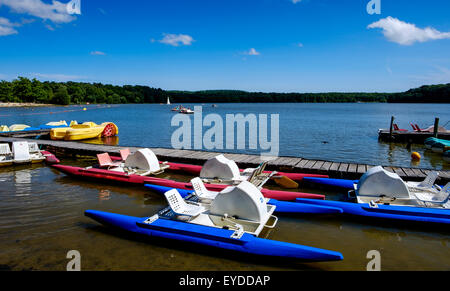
[0,77,448,105]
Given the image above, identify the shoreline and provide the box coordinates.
[0,103,57,108]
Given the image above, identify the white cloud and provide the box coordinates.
[90,51,106,56]
[0,17,18,36]
[244,48,260,56]
[158,33,194,47]
[297,43,304,47]
[292,0,302,3]
[368,16,450,45]
[32,73,86,82]
[0,0,76,23]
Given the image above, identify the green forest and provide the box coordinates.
[0,77,449,105]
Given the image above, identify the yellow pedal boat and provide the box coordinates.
[50,122,119,141]
[9,124,30,131]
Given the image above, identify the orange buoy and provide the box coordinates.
[411,152,421,160]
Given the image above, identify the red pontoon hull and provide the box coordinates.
[109,156,329,181]
[164,161,329,181]
[52,164,325,201]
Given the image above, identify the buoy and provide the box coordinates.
[83,108,87,111]
[411,152,421,160]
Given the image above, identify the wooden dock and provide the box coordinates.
[378,130,450,143]
[0,129,51,138]
[1,136,449,183]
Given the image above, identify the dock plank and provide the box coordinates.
[320,161,332,171]
[311,161,325,170]
[347,164,358,173]
[357,164,367,174]
[338,163,349,172]
[303,160,318,169]
[295,159,310,169]
[329,162,340,172]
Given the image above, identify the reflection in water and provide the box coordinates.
[1,160,450,271]
[98,189,111,201]
[15,170,32,196]
[411,160,421,167]
[82,136,119,146]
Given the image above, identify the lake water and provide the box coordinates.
[0,160,449,271]
[1,103,449,170]
[0,103,449,271]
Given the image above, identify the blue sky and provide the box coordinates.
[0,0,449,92]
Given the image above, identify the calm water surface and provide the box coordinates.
[0,161,449,271]
[0,103,449,271]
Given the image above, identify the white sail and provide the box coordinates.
[167,97,171,105]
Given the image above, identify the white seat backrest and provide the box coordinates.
[0,144,12,155]
[28,142,40,153]
[191,177,211,198]
[435,183,450,201]
[417,171,439,188]
[12,142,30,161]
[165,189,188,214]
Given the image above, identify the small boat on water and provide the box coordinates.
[171,105,194,113]
[296,166,450,224]
[167,97,171,105]
[8,124,31,132]
[424,137,450,153]
[51,149,325,201]
[179,107,194,114]
[85,180,343,262]
[0,141,59,167]
[50,121,118,141]
[1,121,70,133]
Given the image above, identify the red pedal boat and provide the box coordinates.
[51,164,324,201]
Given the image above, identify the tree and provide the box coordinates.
[31,78,50,104]
[0,81,13,102]
[52,85,71,105]
[12,76,33,102]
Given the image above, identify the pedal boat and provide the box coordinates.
[157,154,329,183]
[50,121,118,141]
[52,149,325,201]
[0,141,59,167]
[295,166,450,224]
[303,169,444,191]
[85,181,343,262]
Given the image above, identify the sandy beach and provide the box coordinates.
[0,103,56,108]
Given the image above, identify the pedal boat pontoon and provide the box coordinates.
[85,181,343,262]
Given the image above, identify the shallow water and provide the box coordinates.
[0,103,449,170]
[0,161,449,271]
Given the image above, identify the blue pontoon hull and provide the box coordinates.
[302,177,357,189]
[85,210,343,262]
[295,199,450,224]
